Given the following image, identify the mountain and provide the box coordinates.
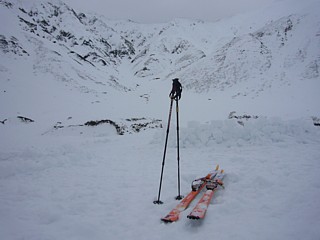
[0,0,320,127]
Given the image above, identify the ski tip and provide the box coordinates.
[221,169,224,173]
[215,164,219,171]
[161,214,179,223]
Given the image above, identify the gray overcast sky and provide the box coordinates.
[62,0,276,23]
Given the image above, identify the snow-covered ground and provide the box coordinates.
[1,115,320,240]
[1,0,320,239]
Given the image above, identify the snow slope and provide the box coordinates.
[1,0,320,239]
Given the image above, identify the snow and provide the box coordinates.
[1,118,320,240]
[1,0,320,239]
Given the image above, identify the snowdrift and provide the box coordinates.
[152,117,320,148]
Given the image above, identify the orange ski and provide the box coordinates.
[161,165,219,223]
[187,170,225,220]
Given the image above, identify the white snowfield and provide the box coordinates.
[0,117,319,240]
[1,0,320,239]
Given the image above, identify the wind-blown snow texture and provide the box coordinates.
[1,0,320,239]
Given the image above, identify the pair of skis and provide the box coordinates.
[161,165,225,223]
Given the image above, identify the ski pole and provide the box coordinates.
[175,99,183,200]
[154,98,174,204]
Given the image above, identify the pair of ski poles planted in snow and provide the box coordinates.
[154,96,183,204]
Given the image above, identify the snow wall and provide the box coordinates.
[153,117,320,148]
